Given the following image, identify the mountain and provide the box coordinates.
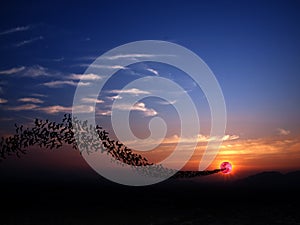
[233,170,300,189]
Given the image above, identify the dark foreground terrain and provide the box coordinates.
[1,171,300,225]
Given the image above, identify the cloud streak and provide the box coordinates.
[14,36,43,47]
[5,104,94,114]
[0,66,25,75]
[277,128,290,136]
[80,64,126,70]
[22,65,52,77]
[0,98,8,104]
[6,104,39,111]
[113,102,158,117]
[103,54,175,60]
[0,25,31,36]
[81,97,104,104]
[108,88,150,95]
[18,98,44,104]
[147,68,159,76]
[42,80,91,88]
[68,73,103,80]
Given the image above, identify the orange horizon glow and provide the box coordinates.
[137,133,300,176]
[2,131,300,180]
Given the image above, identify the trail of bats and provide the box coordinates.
[0,114,222,178]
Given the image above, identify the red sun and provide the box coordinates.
[220,162,232,174]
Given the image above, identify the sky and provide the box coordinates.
[0,0,300,180]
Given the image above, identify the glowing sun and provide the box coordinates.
[220,162,232,174]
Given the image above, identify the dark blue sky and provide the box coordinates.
[0,0,300,139]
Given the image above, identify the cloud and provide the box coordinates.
[156,99,177,105]
[36,105,72,114]
[147,68,159,76]
[42,80,90,88]
[38,105,94,114]
[0,66,25,75]
[109,88,150,95]
[223,134,240,141]
[96,110,112,116]
[18,98,44,104]
[68,73,102,80]
[218,136,300,159]
[0,25,31,36]
[6,104,39,111]
[113,102,158,117]
[14,36,43,47]
[22,65,51,77]
[104,54,158,60]
[0,65,54,77]
[81,97,104,104]
[5,103,94,114]
[0,98,8,104]
[31,93,47,98]
[106,95,123,101]
[42,73,102,88]
[80,64,126,70]
[163,134,240,145]
[132,102,158,116]
[277,128,290,136]
[103,54,175,60]
[122,133,240,154]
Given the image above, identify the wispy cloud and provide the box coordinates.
[0,65,54,77]
[42,73,103,88]
[96,109,112,116]
[123,133,240,152]
[6,104,39,111]
[103,53,175,60]
[81,97,104,104]
[36,105,72,114]
[106,95,123,101]
[0,98,8,104]
[147,68,159,76]
[31,93,48,98]
[156,99,177,105]
[104,54,158,60]
[0,66,25,75]
[108,88,150,95]
[42,80,90,88]
[80,64,126,70]
[37,105,95,114]
[162,134,240,145]
[22,65,51,77]
[217,136,300,163]
[132,102,158,116]
[14,36,43,47]
[0,25,31,36]
[68,73,102,80]
[113,102,158,117]
[277,128,290,136]
[18,97,44,104]
[5,103,94,114]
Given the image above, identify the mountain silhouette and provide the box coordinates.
[234,170,300,189]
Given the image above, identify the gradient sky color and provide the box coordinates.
[0,0,300,179]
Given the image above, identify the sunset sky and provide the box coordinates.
[0,1,300,180]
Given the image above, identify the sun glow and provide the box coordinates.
[220,161,233,174]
